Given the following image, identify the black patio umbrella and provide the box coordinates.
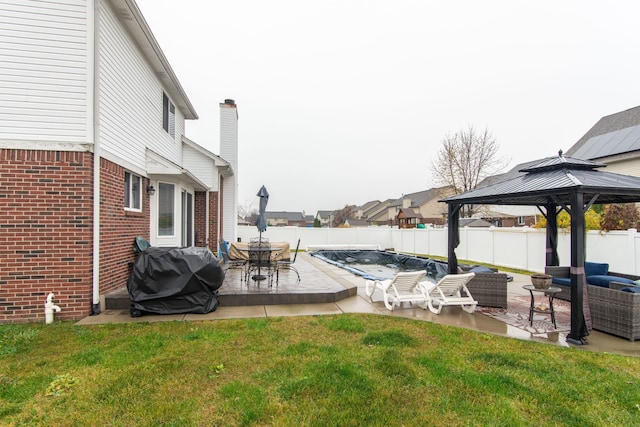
[252,185,269,281]
[255,185,269,236]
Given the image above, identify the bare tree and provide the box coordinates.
[431,125,507,217]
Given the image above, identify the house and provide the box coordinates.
[353,200,379,219]
[0,0,236,322]
[386,187,456,227]
[315,210,334,227]
[265,211,307,227]
[566,105,640,176]
[477,207,538,227]
[343,218,370,227]
[459,218,493,227]
[473,160,546,227]
[396,208,424,228]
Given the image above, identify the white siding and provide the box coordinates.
[220,104,238,243]
[602,158,640,178]
[0,0,89,143]
[97,0,184,170]
[183,144,217,189]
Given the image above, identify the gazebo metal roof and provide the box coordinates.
[441,152,640,206]
[440,151,640,345]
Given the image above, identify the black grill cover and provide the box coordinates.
[127,246,224,316]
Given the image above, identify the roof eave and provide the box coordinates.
[111,0,198,120]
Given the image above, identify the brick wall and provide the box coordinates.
[98,158,149,301]
[0,149,94,322]
[194,191,219,252]
[0,150,220,323]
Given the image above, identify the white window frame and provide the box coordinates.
[517,216,526,225]
[124,171,142,212]
[162,91,175,139]
[158,182,175,237]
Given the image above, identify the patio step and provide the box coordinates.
[104,282,357,310]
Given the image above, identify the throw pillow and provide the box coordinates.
[584,261,609,277]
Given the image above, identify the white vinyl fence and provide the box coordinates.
[236,225,640,275]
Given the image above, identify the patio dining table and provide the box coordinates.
[229,241,290,262]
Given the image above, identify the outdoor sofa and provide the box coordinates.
[545,264,640,341]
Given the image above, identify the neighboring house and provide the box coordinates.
[343,218,370,227]
[471,105,640,228]
[473,160,545,227]
[474,207,537,227]
[353,200,379,219]
[363,199,395,226]
[315,210,334,227]
[304,214,315,227]
[265,211,306,227]
[386,187,456,227]
[566,105,640,177]
[459,218,493,228]
[396,208,424,229]
[0,0,236,322]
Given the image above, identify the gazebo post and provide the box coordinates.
[447,203,461,274]
[545,203,559,266]
[567,192,589,344]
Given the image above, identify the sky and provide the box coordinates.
[135,0,640,215]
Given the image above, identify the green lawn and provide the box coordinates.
[2,315,640,426]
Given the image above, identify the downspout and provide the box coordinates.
[205,190,210,248]
[217,174,223,248]
[90,0,101,315]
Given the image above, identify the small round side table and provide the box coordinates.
[522,285,562,328]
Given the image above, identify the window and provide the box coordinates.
[181,190,193,247]
[158,182,175,236]
[517,216,525,225]
[124,171,141,210]
[162,92,175,138]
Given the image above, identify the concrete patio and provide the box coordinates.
[79,252,640,357]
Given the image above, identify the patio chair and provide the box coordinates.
[133,236,152,254]
[365,270,428,311]
[276,238,301,285]
[218,239,247,282]
[245,239,275,285]
[421,272,477,314]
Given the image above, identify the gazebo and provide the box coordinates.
[441,151,640,345]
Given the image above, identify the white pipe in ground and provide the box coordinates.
[45,293,61,324]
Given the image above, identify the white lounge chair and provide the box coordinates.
[365,270,428,311]
[421,272,477,314]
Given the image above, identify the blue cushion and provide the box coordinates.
[552,277,571,286]
[584,262,608,277]
[620,287,640,293]
[587,275,635,288]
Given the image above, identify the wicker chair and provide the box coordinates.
[465,273,509,308]
[588,282,640,342]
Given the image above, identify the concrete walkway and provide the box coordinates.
[78,252,640,357]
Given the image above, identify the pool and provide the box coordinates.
[310,249,449,281]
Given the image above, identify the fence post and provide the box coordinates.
[629,228,638,275]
